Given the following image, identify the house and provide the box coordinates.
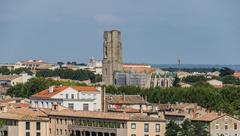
[0,98,30,112]
[105,95,150,113]
[207,79,223,88]
[30,86,102,111]
[151,103,207,125]
[192,112,240,136]
[234,71,240,79]
[15,60,52,71]
[0,73,33,87]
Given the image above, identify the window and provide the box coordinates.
[83,104,89,111]
[144,123,149,132]
[26,122,30,130]
[65,119,67,124]
[225,123,228,130]
[36,122,41,130]
[49,128,51,134]
[68,103,74,109]
[131,135,136,136]
[36,132,40,136]
[66,94,69,99]
[156,124,160,132]
[26,132,30,136]
[234,123,238,130]
[131,123,136,129]
[71,94,74,99]
[215,123,220,130]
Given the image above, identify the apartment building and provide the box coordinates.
[30,86,102,111]
[0,108,49,136]
[44,107,166,136]
[192,112,240,136]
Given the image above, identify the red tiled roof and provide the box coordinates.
[31,86,98,99]
[106,95,147,105]
[192,112,226,122]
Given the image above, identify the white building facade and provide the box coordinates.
[30,86,102,111]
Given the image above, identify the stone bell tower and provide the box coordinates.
[102,30,123,85]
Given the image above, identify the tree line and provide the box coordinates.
[36,69,102,83]
[106,84,240,117]
[0,67,33,75]
[6,77,86,98]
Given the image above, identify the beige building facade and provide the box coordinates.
[45,108,166,136]
[192,113,240,136]
[0,108,49,136]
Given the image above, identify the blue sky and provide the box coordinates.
[0,0,239,64]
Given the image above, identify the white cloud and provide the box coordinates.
[93,14,126,24]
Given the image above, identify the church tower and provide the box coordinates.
[102,30,123,85]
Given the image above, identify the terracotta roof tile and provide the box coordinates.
[31,86,98,99]
[192,112,226,122]
[48,109,164,122]
[106,95,147,105]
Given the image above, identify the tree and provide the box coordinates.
[6,77,87,98]
[165,121,181,136]
[173,76,180,87]
[191,122,210,136]
[57,62,64,68]
[179,119,194,136]
[220,67,234,77]
[11,68,33,75]
[0,66,10,75]
[182,75,207,84]
[220,75,240,84]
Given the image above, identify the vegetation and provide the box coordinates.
[182,75,208,84]
[106,85,240,117]
[162,67,219,73]
[0,119,6,127]
[0,66,11,75]
[0,67,33,75]
[166,120,210,136]
[219,75,240,85]
[6,77,87,97]
[36,69,102,83]
[219,67,234,77]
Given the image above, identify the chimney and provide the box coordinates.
[144,95,148,102]
[158,111,165,119]
[49,86,55,93]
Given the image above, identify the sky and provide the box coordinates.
[0,0,240,64]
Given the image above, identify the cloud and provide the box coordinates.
[93,14,126,25]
